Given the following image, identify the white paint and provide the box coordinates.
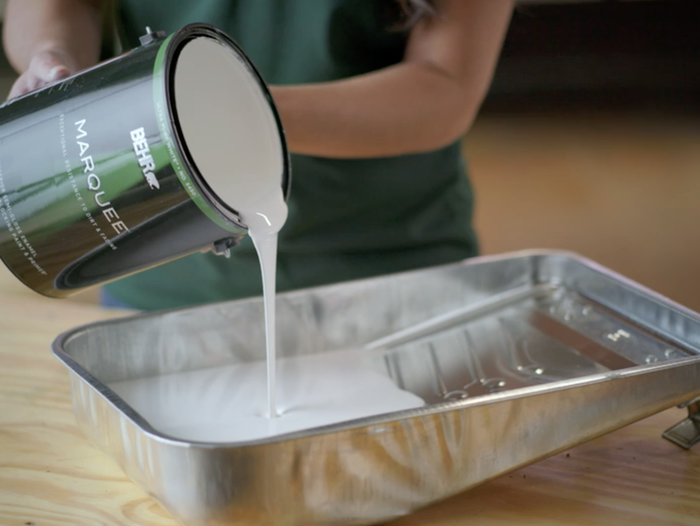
[174,36,288,417]
[109,350,425,443]
[174,36,287,235]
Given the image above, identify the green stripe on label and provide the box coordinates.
[152,35,243,234]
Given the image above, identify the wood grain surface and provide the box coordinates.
[0,286,175,526]
[0,262,699,526]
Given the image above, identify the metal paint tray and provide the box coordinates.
[53,251,700,526]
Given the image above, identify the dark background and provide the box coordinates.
[486,0,700,113]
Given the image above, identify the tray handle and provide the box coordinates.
[663,397,700,449]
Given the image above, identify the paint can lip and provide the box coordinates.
[162,23,292,233]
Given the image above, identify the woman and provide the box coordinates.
[3,0,513,310]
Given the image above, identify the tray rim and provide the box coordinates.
[51,249,700,449]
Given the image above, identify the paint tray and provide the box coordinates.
[53,251,700,526]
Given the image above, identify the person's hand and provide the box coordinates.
[7,48,77,100]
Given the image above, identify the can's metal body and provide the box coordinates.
[0,24,290,298]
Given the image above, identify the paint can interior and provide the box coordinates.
[0,24,290,298]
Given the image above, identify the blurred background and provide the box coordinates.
[469,0,700,311]
[0,0,699,310]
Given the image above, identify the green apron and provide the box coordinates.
[104,0,478,311]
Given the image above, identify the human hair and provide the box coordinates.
[397,0,437,27]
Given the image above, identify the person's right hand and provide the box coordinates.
[7,48,78,100]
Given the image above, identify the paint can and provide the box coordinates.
[0,24,290,298]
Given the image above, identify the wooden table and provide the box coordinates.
[1,279,699,526]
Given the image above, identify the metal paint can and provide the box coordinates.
[0,24,290,298]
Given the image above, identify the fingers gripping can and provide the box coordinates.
[0,24,291,298]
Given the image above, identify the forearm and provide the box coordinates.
[3,0,102,73]
[271,63,483,159]
[272,0,512,159]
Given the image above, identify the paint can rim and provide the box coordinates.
[161,24,292,233]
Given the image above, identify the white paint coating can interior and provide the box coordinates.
[173,36,287,235]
